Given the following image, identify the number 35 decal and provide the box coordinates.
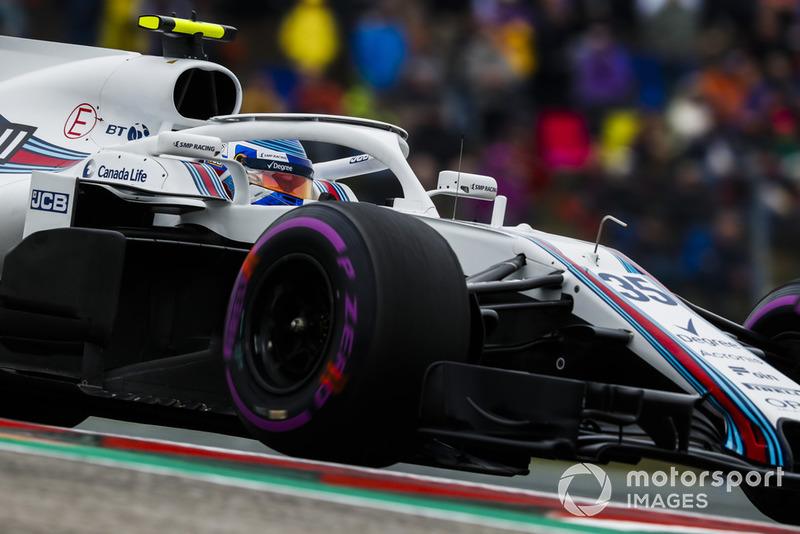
[598,273,678,306]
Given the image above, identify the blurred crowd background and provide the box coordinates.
[5,0,800,320]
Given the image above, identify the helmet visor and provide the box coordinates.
[247,169,314,199]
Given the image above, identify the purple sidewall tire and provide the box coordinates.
[223,203,470,466]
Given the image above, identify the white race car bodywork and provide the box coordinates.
[2,28,800,509]
[432,216,798,464]
[0,34,240,268]
[12,104,793,465]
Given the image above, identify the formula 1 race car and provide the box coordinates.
[2,15,800,525]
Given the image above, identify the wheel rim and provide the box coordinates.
[247,253,333,394]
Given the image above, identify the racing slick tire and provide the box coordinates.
[223,202,470,466]
[743,280,800,525]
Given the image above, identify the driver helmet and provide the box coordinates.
[218,140,316,206]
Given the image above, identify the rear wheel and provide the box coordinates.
[224,203,470,466]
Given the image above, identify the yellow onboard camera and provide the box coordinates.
[138,13,237,59]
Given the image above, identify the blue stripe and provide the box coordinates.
[603,248,781,461]
[312,180,350,202]
[328,181,349,201]
[521,235,782,464]
[724,412,744,453]
[26,137,87,160]
[249,139,306,158]
[182,161,231,199]
[612,252,640,274]
[590,251,779,462]
[182,161,210,196]
[200,162,229,199]
[0,164,70,173]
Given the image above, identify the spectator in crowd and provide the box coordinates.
[18,0,800,318]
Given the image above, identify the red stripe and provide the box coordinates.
[528,236,768,464]
[192,163,222,198]
[89,432,792,532]
[9,149,78,168]
[99,435,334,471]
[576,264,768,464]
[0,418,68,432]
[547,507,800,533]
[320,473,560,506]
[321,181,341,200]
[0,418,795,532]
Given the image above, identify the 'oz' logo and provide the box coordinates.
[30,190,69,213]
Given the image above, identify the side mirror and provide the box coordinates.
[431,170,498,200]
[428,170,506,226]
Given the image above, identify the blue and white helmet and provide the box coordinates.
[212,139,354,205]
[219,140,315,206]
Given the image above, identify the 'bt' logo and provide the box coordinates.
[31,190,69,213]
[105,122,150,140]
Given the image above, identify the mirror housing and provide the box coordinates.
[432,170,498,201]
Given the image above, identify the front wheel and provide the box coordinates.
[744,280,800,381]
[743,281,800,525]
[223,203,471,466]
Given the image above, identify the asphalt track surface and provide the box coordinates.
[0,417,795,533]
